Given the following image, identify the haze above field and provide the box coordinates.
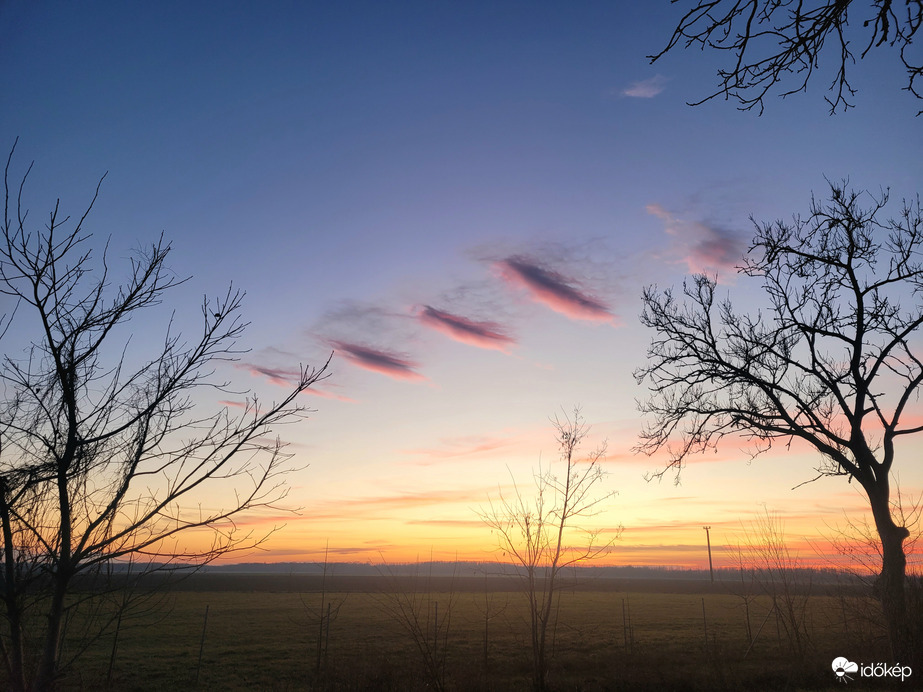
[1,2,920,569]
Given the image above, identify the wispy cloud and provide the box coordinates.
[240,363,301,387]
[647,203,746,276]
[304,387,358,403]
[331,340,424,381]
[401,433,519,464]
[315,303,403,336]
[623,75,669,98]
[312,302,424,382]
[301,488,488,522]
[416,305,515,352]
[404,518,486,528]
[236,362,355,402]
[625,519,739,535]
[496,256,615,323]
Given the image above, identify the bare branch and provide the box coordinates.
[650,1,923,115]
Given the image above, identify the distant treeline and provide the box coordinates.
[189,560,865,585]
[77,560,878,597]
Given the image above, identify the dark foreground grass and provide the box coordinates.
[39,575,903,691]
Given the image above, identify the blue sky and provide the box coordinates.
[1,1,921,566]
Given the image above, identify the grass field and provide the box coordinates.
[48,574,900,691]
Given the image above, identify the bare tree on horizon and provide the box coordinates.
[0,141,330,691]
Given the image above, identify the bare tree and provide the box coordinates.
[650,1,923,114]
[479,410,617,692]
[474,571,509,674]
[636,180,923,663]
[738,508,813,659]
[372,557,458,692]
[0,143,330,691]
[299,542,347,679]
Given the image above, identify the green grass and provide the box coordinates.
[45,577,894,691]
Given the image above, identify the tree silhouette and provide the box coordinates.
[650,0,923,114]
[480,410,616,691]
[636,181,923,662]
[0,142,329,690]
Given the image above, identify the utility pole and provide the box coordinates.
[703,526,714,582]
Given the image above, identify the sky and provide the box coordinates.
[1,1,921,572]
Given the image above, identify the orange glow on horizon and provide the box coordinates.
[202,511,909,577]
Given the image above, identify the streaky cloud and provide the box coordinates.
[404,518,486,528]
[240,363,300,387]
[497,256,615,323]
[402,434,516,463]
[331,340,424,381]
[301,487,488,522]
[417,305,515,352]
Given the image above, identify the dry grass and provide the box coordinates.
[46,575,891,691]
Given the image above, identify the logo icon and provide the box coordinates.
[832,657,859,683]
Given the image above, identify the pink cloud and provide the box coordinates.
[417,305,515,352]
[646,203,746,276]
[331,340,424,381]
[496,256,615,323]
[302,387,357,403]
[687,231,745,274]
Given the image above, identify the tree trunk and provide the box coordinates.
[0,479,26,692]
[33,576,68,691]
[530,594,544,692]
[867,482,912,664]
[535,584,553,692]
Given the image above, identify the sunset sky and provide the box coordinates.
[1,2,921,572]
